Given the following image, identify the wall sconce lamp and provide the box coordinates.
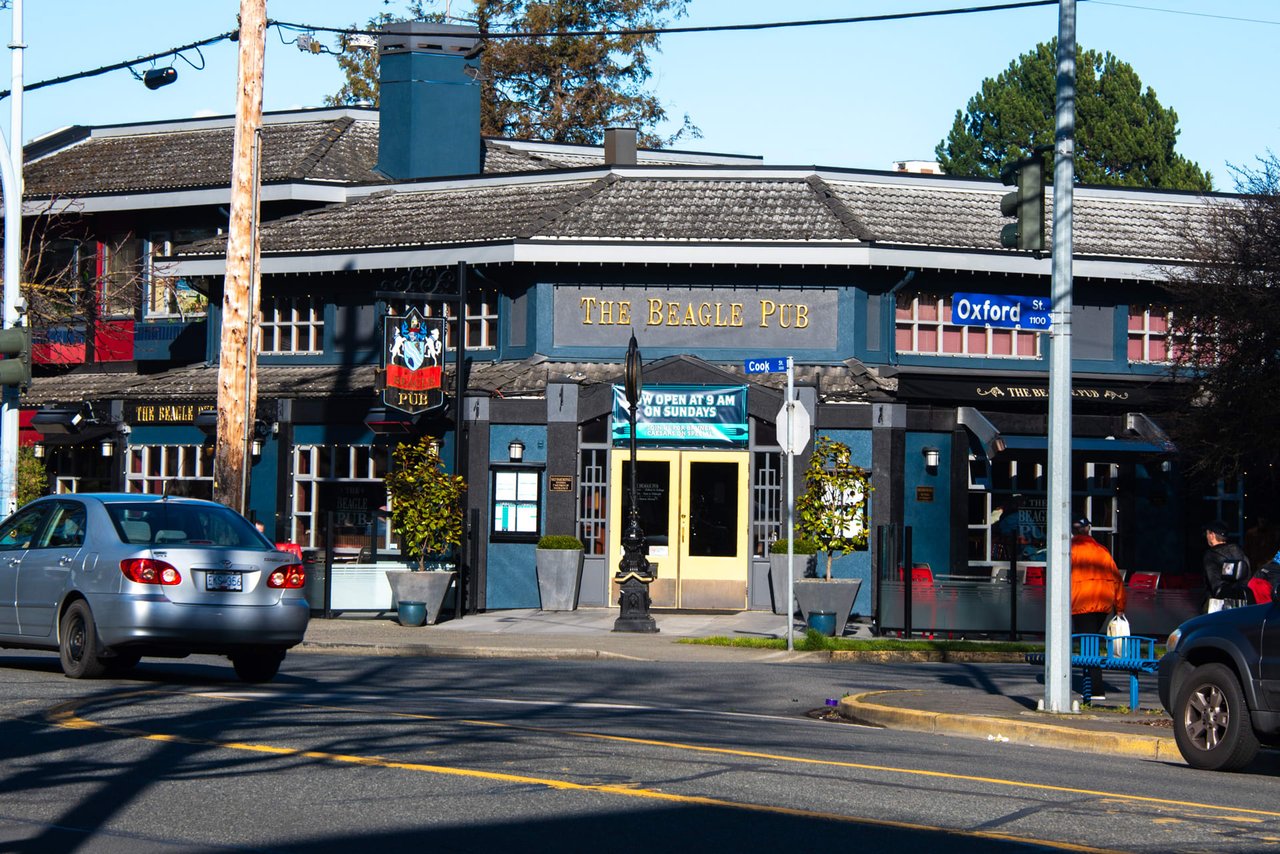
[922,446,941,469]
[508,440,525,463]
[100,438,115,458]
[428,437,443,457]
[32,442,44,459]
[251,439,263,457]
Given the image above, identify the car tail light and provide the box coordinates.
[267,563,305,589]
[121,558,182,586]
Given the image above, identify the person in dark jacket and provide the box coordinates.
[1247,549,1280,605]
[1203,520,1251,610]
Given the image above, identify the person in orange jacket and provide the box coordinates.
[1070,517,1126,700]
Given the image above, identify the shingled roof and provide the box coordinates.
[25,353,891,408]
[23,109,759,199]
[171,166,1215,269]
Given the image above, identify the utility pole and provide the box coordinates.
[0,0,24,515]
[214,0,266,513]
[1044,0,1077,714]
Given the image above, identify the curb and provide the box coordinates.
[830,650,1027,664]
[295,641,646,662]
[838,689,1183,763]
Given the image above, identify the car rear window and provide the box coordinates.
[106,502,270,549]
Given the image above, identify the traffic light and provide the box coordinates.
[0,325,32,389]
[999,155,1045,252]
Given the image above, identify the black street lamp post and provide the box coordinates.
[613,333,658,633]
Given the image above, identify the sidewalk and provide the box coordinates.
[295,607,1180,762]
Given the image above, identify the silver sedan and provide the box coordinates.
[0,493,309,681]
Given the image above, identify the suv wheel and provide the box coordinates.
[1173,662,1260,771]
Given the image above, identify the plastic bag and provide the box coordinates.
[1105,612,1131,657]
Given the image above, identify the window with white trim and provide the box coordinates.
[418,286,499,351]
[291,444,393,554]
[144,231,212,319]
[125,445,214,499]
[1127,304,1173,363]
[896,293,1039,358]
[260,295,323,355]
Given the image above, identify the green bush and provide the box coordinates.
[537,534,584,550]
[769,537,819,555]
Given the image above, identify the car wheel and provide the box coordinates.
[103,652,142,676]
[59,600,108,679]
[1173,662,1260,771]
[231,650,285,683]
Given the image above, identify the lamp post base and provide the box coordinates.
[613,574,659,633]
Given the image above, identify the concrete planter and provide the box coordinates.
[385,568,456,625]
[768,554,817,615]
[792,578,862,635]
[536,549,584,611]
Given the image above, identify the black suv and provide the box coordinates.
[1159,603,1280,770]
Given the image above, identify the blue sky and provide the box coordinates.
[5,1,1277,190]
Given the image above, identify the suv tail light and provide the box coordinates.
[267,563,305,589]
[121,558,182,585]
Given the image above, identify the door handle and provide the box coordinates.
[6,557,18,567]
[680,513,688,544]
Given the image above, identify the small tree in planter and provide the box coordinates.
[767,537,819,616]
[795,436,871,580]
[384,435,466,572]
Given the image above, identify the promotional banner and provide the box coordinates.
[383,308,446,414]
[611,384,748,445]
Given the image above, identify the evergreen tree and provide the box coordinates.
[327,0,698,148]
[936,41,1211,190]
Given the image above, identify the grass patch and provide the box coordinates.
[678,630,1045,653]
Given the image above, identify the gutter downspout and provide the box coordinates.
[884,270,916,367]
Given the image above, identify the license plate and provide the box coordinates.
[205,571,243,592]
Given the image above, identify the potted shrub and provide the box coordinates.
[768,537,818,616]
[793,436,871,634]
[381,435,466,624]
[536,534,585,611]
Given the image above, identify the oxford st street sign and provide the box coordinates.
[383,309,446,415]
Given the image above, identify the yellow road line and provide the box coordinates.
[46,700,1114,854]
[50,690,1280,826]
[204,691,1280,822]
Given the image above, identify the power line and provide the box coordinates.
[275,0,1062,41]
[0,29,238,100]
[1088,1,1279,26]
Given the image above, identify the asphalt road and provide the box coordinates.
[2,649,1279,853]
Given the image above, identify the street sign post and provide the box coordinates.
[951,293,1052,331]
[747,355,812,650]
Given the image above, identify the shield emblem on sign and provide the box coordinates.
[383,309,445,415]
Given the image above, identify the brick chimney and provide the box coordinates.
[376,22,482,181]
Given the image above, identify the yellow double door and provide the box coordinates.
[607,449,750,610]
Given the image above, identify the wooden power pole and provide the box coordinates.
[214,0,266,513]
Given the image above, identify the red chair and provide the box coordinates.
[276,542,304,561]
[1024,565,1046,586]
[1128,571,1160,590]
[897,563,933,582]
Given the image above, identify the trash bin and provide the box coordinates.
[807,610,837,637]
[397,600,427,627]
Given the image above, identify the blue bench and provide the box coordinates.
[1025,633,1160,710]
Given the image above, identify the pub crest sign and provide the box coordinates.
[383,309,446,415]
